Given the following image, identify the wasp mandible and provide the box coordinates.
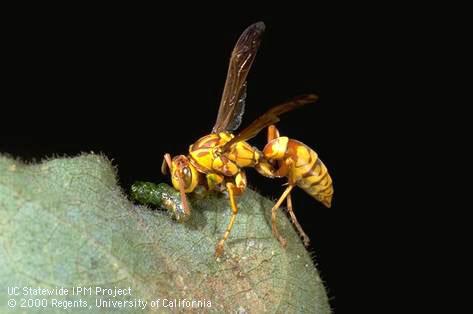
[161,21,317,257]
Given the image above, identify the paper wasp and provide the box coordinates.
[161,21,320,257]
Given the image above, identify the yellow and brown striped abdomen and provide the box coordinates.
[288,140,334,208]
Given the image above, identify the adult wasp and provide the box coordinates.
[161,21,319,257]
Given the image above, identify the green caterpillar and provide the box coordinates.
[131,181,191,222]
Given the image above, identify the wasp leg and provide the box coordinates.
[271,184,294,248]
[215,181,244,257]
[254,125,284,178]
[286,193,310,247]
[206,173,224,191]
[267,124,280,142]
[254,157,278,178]
[270,157,297,247]
[161,153,172,175]
[234,171,247,194]
[272,157,294,179]
[267,125,281,168]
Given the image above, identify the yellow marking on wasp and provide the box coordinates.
[261,130,334,208]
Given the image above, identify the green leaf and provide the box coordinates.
[0,154,331,313]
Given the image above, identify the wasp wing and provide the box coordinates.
[224,82,247,132]
[212,22,265,133]
[221,94,318,152]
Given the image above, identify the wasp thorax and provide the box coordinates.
[211,147,223,159]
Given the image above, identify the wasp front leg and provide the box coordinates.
[215,171,246,257]
[206,173,224,191]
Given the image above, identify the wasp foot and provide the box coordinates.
[215,241,225,257]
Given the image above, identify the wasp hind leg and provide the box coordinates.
[271,184,294,248]
[267,124,280,142]
[286,193,310,247]
[269,158,298,248]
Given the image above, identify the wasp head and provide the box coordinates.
[162,154,199,220]
[169,155,199,193]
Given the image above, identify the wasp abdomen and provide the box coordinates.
[288,140,334,208]
[297,157,333,208]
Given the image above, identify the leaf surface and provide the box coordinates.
[0,154,330,313]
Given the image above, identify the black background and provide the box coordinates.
[1,11,349,311]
